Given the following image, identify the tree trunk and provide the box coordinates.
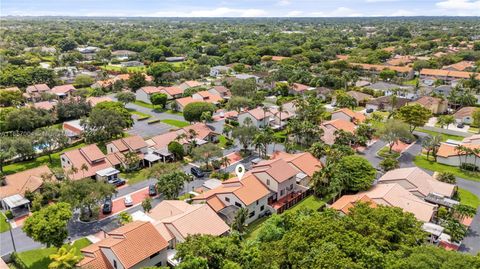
[48,153,53,164]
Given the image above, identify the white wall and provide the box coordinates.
[136,89,152,104]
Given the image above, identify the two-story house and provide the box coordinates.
[50,84,76,100]
[106,135,149,169]
[237,107,272,128]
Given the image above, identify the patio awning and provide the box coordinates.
[153,148,173,157]
[96,167,120,177]
[422,222,444,237]
[144,153,162,162]
[167,249,180,266]
[3,194,30,208]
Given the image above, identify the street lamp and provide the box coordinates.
[5,219,16,253]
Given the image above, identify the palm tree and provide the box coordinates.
[80,163,89,179]
[66,166,78,181]
[262,106,270,128]
[232,207,248,234]
[455,145,467,167]
[220,156,231,169]
[48,246,82,269]
[472,148,480,171]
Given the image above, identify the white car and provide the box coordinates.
[124,195,133,207]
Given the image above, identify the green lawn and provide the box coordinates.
[416,128,464,142]
[288,195,326,213]
[3,143,86,175]
[218,135,229,149]
[457,188,480,209]
[127,108,151,120]
[161,119,189,128]
[403,78,419,86]
[377,146,401,159]
[245,216,271,241]
[468,127,479,134]
[120,169,150,185]
[165,109,183,116]
[133,100,155,109]
[101,65,146,72]
[413,155,480,182]
[0,213,10,233]
[15,238,91,269]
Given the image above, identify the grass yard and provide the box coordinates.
[15,238,91,269]
[457,188,480,209]
[101,65,146,72]
[218,135,230,149]
[161,119,189,128]
[245,216,271,241]
[377,146,401,159]
[468,127,479,134]
[416,128,464,142]
[133,100,155,109]
[288,195,326,213]
[0,213,10,233]
[127,108,151,120]
[413,155,480,182]
[165,109,184,116]
[403,78,419,86]
[3,143,86,175]
[120,169,150,185]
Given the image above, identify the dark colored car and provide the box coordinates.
[102,197,112,214]
[366,108,374,113]
[457,122,465,128]
[109,178,126,187]
[191,166,205,178]
[149,184,157,196]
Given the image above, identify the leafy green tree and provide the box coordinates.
[118,211,133,225]
[436,171,456,184]
[0,89,24,106]
[379,157,400,172]
[192,143,223,170]
[379,69,396,81]
[437,115,455,129]
[56,98,91,121]
[231,78,257,98]
[232,123,257,153]
[157,171,192,199]
[473,108,480,133]
[127,72,147,91]
[176,257,209,269]
[48,246,82,269]
[33,126,68,163]
[142,197,153,213]
[73,75,94,88]
[148,62,173,83]
[146,162,181,179]
[331,155,376,194]
[59,179,115,221]
[58,38,77,52]
[81,101,133,143]
[335,91,357,109]
[168,141,184,160]
[0,137,15,172]
[395,104,432,133]
[379,119,414,153]
[183,102,215,122]
[422,135,442,161]
[23,202,72,247]
[3,107,57,132]
[150,93,168,109]
[226,97,254,112]
[115,91,136,105]
[231,207,249,233]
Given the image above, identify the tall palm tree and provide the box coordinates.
[80,163,89,179]
[220,156,231,169]
[232,207,248,234]
[455,145,467,167]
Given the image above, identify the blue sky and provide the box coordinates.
[2,0,479,17]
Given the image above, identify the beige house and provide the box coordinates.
[412,96,448,114]
[331,108,366,123]
[378,167,455,198]
[437,136,480,167]
[77,221,169,269]
[454,107,477,124]
[238,107,272,128]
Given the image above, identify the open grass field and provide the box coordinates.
[161,119,189,128]
[457,188,480,209]
[413,155,480,182]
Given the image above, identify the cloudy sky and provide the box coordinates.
[2,0,479,17]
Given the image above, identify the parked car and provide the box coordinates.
[108,178,126,187]
[191,166,205,178]
[124,195,133,207]
[149,184,157,196]
[366,108,374,113]
[102,197,112,214]
[457,122,465,128]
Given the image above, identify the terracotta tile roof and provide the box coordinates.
[322,119,356,134]
[86,96,113,106]
[437,142,480,158]
[26,84,50,94]
[206,196,227,212]
[386,57,414,66]
[79,221,168,269]
[336,54,349,60]
[62,144,116,180]
[211,86,231,96]
[346,91,372,102]
[378,167,455,197]
[443,61,474,71]
[454,107,477,119]
[182,123,218,141]
[252,158,299,183]
[160,86,183,96]
[110,135,147,152]
[195,91,223,103]
[175,96,197,108]
[332,108,366,123]
[366,95,409,108]
[0,165,53,199]
[413,96,445,107]
[351,63,412,73]
[183,81,203,88]
[242,107,272,120]
[51,84,76,94]
[462,134,480,144]
[148,201,229,240]
[149,130,187,150]
[331,194,377,214]
[291,83,312,93]
[32,101,55,110]
[420,68,480,80]
[270,151,323,177]
[139,86,161,94]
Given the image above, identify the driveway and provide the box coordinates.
[127,117,173,138]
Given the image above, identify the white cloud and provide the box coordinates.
[365,0,399,2]
[436,0,480,15]
[390,9,417,16]
[311,7,363,17]
[286,10,303,17]
[152,7,268,17]
[277,0,291,6]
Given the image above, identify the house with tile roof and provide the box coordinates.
[331,183,437,222]
[420,68,480,84]
[346,91,373,106]
[454,106,477,124]
[331,108,366,124]
[173,91,223,112]
[77,221,169,269]
[60,144,121,181]
[50,84,76,99]
[436,137,480,167]
[208,86,231,99]
[378,167,455,198]
[86,96,113,107]
[366,95,410,112]
[25,84,51,101]
[192,173,271,225]
[412,96,448,114]
[178,81,204,91]
[145,200,229,247]
[442,61,475,72]
[289,83,315,95]
[0,165,54,216]
[106,135,149,168]
[351,63,414,79]
[135,86,162,104]
[238,107,272,128]
[320,119,357,145]
[269,151,323,187]
[159,86,184,100]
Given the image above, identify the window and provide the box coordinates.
[249,211,255,218]
[280,190,284,196]
[225,197,230,202]
[266,179,270,185]
[113,260,117,269]
[260,205,265,211]
[256,200,259,205]
[290,184,293,190]
[235,202,242,208]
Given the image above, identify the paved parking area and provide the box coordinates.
[127,120,173,138]
[99,187,152,220]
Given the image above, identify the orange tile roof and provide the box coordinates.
[443,61,474,71]
[351,63,412,73]
[139,86,161,94]
[51,84,76,94]
[420,68,480,79]
[79,221,168,269]
[149,130,187,150]
[195,90,223,103]
[182,80,203,88]
[252,158,299,183]
[26,84,50,94]
[0,165,53,199]
[291,83,312,93]
[454,107,477,119]
[331,194,377,214]
[413,96,445,107]
[86,96,113,106]
[160,86,183,96]
[437,143,480,158]
[62,144,116,180]
[322,119,357,133]
[32,101,55,110]
[242,107,272,120]
[182,123,218,141]
[333,108,366,123]
[175,96,196,108]
[346,91,373,103]
[110,135,147,152]
[270,151,323,177]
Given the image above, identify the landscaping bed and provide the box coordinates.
[377,146,401,159]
